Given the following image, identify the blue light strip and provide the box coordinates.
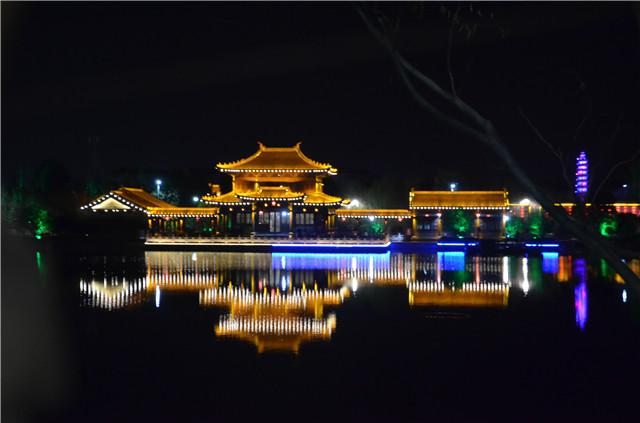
[525,243,559,248]
[437,242,478,247]
[272,242,391,248]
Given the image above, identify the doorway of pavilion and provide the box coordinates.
[256,208,290,236]
[269,211,281,232]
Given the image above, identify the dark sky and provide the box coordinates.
[3,2,639,204]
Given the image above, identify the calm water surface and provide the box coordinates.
[9,246,640,422]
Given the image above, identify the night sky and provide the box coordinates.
[3,2,639,206]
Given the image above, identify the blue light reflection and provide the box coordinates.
[542,252,559,274]
[271,252,391,270]
[437,251,465,272]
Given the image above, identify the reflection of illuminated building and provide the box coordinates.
[408,282,509,308]
[201,285,347,353]
[558,256,572,282]
[542,252,559,274]
[216,315,337,354]
[79,277,150,309]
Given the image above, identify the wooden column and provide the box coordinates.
[324,211,329,233]
[251,204,257,237]
[288,204,294,239]
[411,216,417,240]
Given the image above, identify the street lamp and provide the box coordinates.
[192,196,200,203]
[450,183,458,192]
[155,179,162,196]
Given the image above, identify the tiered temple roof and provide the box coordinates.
[409,190,509,210]
[202,142,347,207]
[217,142,337,174]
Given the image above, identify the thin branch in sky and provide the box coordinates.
[518,107,573,194]
[446,4,461,97]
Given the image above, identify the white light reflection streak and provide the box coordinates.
[155,285,161,308]
[521,257,529,295]
[502,256,509,284]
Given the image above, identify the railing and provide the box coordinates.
[145,235,390,245]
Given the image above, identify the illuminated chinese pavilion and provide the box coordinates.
[201,142,348,237]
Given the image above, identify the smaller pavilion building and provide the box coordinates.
[409,189,510,240]
[80,187,219,237]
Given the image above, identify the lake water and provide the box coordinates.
[5,244,640,422]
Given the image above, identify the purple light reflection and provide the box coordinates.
[574,258,588,331]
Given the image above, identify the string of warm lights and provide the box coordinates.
[236,194,306,201]
[218,168,332,173]
[81,191,218,217]
[199,286,344,308]
[79,278,150,309]
[216,314,336,336]
[410,206,509,210]
[407,281,510,293]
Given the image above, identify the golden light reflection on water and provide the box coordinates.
[78,252,640,352]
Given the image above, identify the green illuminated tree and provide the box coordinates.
[505,217,524,239]
[443,210,473,238]
[34,209,51,239]
[599,216,617,238]
[526,211,545,239]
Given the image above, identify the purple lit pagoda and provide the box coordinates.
[575,151,588,201]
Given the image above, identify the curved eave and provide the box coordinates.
[201,193,251,206]
[217,168,332,174]
[146,207,219,218]
[237,194,306,202]
[80,192,148,213]
[292,194,347,207]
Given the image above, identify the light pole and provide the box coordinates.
[192,196,200,204]
[450,182,457,192]
[155,179,162,197]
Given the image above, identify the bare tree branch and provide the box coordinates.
[572,76,592,146]
[518,107,573,194]
[446,4,461,97]
[356,3,640,290]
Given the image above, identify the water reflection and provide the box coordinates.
[574,258,588,331]
[542,252,559,274]
[78,252,639,352]
[201,284,347,353]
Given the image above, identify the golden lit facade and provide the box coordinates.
[201,142,348,237]
[409,189,510,240]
